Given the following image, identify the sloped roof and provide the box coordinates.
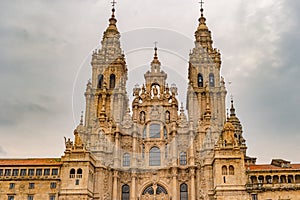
[248,164,300,171]
[0,158,62,167]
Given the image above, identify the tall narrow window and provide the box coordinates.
[44,169,50,176]
[98,74,104,88]
[180,183,188,200]
[180,152,187,165]
[70,169,75,178]
[8,196,14,200]
[251,194,258,200]
[198,73,203,87]
[28,195,34,200]
[121,184,130,200]
[36,169,42,176]
[209,73,215,87]
[110,74,116,89]
[29,183,35,189]
[123,153,130,167]
[51,169,58,176]
[229,165,234,175]
[149,147,161,166]
[77,168,82,178]
[12,169,19,176]
[149,124,161,138]
[0,169,3,176]
[222,165,227,175]
[28,169,34,176]
[20,169,26,176]
[5,169,11,176]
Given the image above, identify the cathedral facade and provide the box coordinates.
[0,4,300,200]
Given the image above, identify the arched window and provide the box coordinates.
[149,147,161,166]
[197,73,203,87]
[123,153,130,167]
[69,168,75,178]
[180,152,187,165]
[110,74,116,89]
[180,183,188,200]
[142,186,154,195]
[77,168,82,178]
[142,185,167,195]
[149,123,161,138]
[122,184,130,200]
[229,165,234,175]
[98,74,104,88]
[222,165,227,175]
[209,73,215,87]
[156,185,168,194]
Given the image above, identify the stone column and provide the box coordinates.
[190,168,196,200]
[131,173,137,200]
[113,170,119,200]
[172,167,177,200]
[114,132,120,168]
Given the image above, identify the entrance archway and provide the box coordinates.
[140,184,169,200]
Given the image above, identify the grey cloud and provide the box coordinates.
[0,98,52,127]
[0,146,7,156]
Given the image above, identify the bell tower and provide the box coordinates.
[187,4,227,129]
[85,4,128,128]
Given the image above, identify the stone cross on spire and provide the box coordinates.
[199,0,204,16]
[111,0,117,8]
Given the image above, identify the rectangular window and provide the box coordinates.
[36,169,42,176]
[75,179,80,185]
[20,169,27,176]
[28,195,34,200]
[28,169,35,176]
[251,194,258,200]
[44,168,50,176]
[5,169,11,176]
[12,169,19,176]
[0,169,3,176]
[9,183,15,189]
[50,182,57,189]
[29,182,35,189]
[149,124,161,138]
[52,169,58,176]
[8,196,14,200]
[49,195,55,200]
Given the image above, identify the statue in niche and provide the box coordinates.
[153,85,158,96]
[140,111,145,123]
[165,111,170,123]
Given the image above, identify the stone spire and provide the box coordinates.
[188,2,221,70]
[228,98,242,130]
[227,98,245,146]
[93,3,125,66]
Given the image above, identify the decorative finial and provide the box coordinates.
[230,96,236,116]
[154,41,158,58]
[199,0,204,17]
[111,0,117,17]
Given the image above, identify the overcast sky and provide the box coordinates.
[0,0,299,164]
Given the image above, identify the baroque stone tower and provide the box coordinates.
[187,6,227,154]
